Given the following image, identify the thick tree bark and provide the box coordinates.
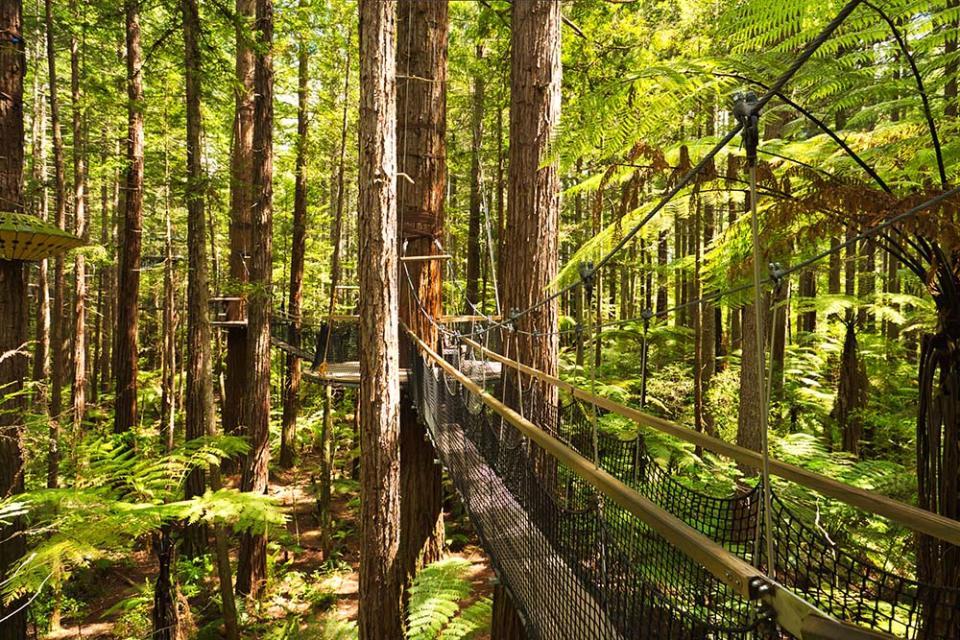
[396,0,447,590]
[181,0,214,560]
[494,2,561,637]
[44,0,64,484]
[0,2,27,637]
[114,0,144,434]
[358,1,403,636]
[280,12,308,470]
[235,0,273,599]
[464,44,484,314]
[736,295,768,459]
[223,0,255,456]
[70,3,87,434]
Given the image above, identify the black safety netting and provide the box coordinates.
[411,342,775,640]
[443,341,960,640]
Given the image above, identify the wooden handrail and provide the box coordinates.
[461,335,960,548]
[407,325,896,640]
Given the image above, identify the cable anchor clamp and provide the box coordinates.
[732,90,761,167]
[506,308,520,333]
[768,262,787,291]
[641,307,653,332]
[578,260,596,302]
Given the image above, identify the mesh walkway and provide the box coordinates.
[412,348,772,639]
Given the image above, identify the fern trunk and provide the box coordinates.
[916,282,960,636]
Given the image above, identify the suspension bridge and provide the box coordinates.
[235,1,960,635]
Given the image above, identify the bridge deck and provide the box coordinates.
[432,417,624,640]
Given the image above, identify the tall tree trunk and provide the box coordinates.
[494,2,561,637]
[736,294,767,458]
[223,0,255,458]
[280,9,308,469]
[235,0,273,598]
[396,0,447,589]
[0,1,27,637]
[829,237,841,295]
[799,268,817,333]
[30,14,49,400]
[114,0,144,434]
[44,0,64,485]
[70,1,87,434]
[836,321,868,456]
[857,238,876,331]
[655,230,667,314]
[463,43,484,314]
[181,0,214,561]
[358,0,402,636]
[161,186,176,450]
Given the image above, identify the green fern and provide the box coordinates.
[406,558,491,640]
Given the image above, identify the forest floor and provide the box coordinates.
[44,447,493,639]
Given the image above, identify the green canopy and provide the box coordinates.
[0,212,84,261]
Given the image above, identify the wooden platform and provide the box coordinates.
[302,361,411,386]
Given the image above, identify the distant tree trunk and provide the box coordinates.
[30,23,49,400]
[70,4,87,434]
[280,9,308,470]
[114,0,144,434]
[44,0,64,485]
[318,384,334,558]
[884,252,901,342]
[799,268,817,333]
[91,137,106,407]
[857,238,876,331]
[494,2,561,637]
[0,2,27,637]
[236,0,273,599]
[181,0,214,561]
[700,198,716,435]
[396,0,447,590]
[161,189,176,450]
[99,137,119,400]
[835,321,868,456]
[464,44,484,314]
[357,0,403,636]
[655,230,667,315]
[224,0,255,458]
[829,237,841,295]
[844,226,856,323]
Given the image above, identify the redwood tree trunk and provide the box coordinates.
[114,0,144,434]
[236,0,273,599]
[280,12,308,470]
[396,0,447,590]
[44,0,64,484]
[70,2,87,434]
[223,0,255,457]
[0,2,27,637]
[181,0,214,559]
[358,0,403,636]
[493,2,561,637]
